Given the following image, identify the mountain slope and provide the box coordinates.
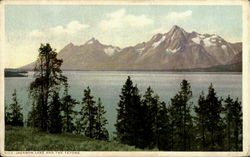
[57,38,121,70]
[20,25,242,71]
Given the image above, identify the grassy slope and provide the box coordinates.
[5,126,141,151]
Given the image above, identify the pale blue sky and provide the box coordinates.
[4,5,242,68]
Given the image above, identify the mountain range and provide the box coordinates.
[21,25,242,71]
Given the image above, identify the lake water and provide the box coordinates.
[5,71,242,136]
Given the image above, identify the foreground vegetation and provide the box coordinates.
[5,43,242,151]
[5,125,140,151]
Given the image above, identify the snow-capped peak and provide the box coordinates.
[152,35,166,48]
[191,33,224,47]
[104,47,120,56]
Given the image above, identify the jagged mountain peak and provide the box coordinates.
[169,25,186,33]
[170,25,183,32]
[85,37,102,45]
[167,25,188,39]
[64,42,74,47]
[148,25,189,52]
[21,25,242,71]
[60,42,76,51]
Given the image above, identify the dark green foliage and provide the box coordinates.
[169,80,194,151]
[156,101,171,150]
[115,78,170,150]
[195,84,225,151]
[79,87,97,138]
[48,92,63,133]
[28,43,66,131]
[115,76,142,147]
[27,101,40,128]
[94,98,109,140]
[141,87,170,150]
[5,106,12,125]
[77,87,109,140]
[6,89,24,126]
[194,91,207,150]
[140,86,155,148]
[224,96,242,151]
[204,84,224,150]
[61,81,78,133]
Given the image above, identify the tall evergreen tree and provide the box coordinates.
[224,95,233,150]
[61,81,78,133]
[224,96,242,151]
[94,98,109,140]
[169,80,194,151]
[7,89,23,126]
[141,86,155,148]
[194,91,207,150]
[141,86,170,150]
[79,87,97,138]
[27,102,38,127]
[29,43,66,131]
[5,106,11,125]
[154,101,171,150]
[48,92,63,133]
[204,84,224,150]
[115,76,142,147]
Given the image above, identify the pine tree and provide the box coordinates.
[8,89,24,126]
[156,101,171,150]
[169,80,194,151]
[29,43,66,131]
[232,98,242,151]
[115,76,142,147]
[205,84,224,150]
[141,86,170,150]
[27,102,38,127]
[61,81,78,133]
[141,86,155,148]
[224,96,242,151]
[79,87,97,138]
[48,92,63,133]
[94,98,109,140]
[5,106,11,125]
[224,95,233,150]
[194,91,207,150]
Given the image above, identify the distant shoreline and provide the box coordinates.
[4,69,28,77]
[17,62,242,73]
[9,69,242,75]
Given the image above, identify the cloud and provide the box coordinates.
[28,20,89,38]
[149,10,193,35]
[29,29,45,38]
[99,9,153,30]
[5,20,90,68]
[151,27,170,34]
[166,10,192,19]
[50,21,89,34]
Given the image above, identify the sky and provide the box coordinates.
[4,5,242,68]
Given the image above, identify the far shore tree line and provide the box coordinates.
[5,43,242,151]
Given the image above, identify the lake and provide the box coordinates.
[5,71,242,136]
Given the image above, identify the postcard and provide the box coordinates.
[0,0,249,156]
